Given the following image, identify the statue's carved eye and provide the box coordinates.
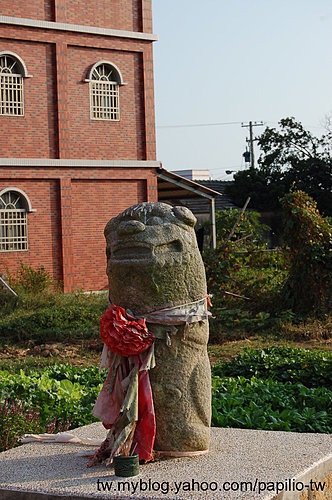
[173,206,196,227]
[117,220,145,236]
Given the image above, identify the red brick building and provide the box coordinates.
[0,1,159,292]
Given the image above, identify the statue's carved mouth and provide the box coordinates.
[111,240,183,262]
[154,240,183,255]
[112,243,151,261]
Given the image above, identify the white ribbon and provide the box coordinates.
[21,432,103,446]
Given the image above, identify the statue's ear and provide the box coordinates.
[173,206,196,228]
[104,220,113,239]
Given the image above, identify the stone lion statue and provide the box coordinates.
[104,202,211,455]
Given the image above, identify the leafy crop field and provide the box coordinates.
[0,365,105,451]
[0,347,331,452]
[0,365,104,429]
[212,347,332,433]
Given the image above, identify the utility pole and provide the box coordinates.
[241,121,264,170]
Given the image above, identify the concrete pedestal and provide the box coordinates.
[0,423,331,499]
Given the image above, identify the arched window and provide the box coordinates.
[0,189,32,252]
[88,61,124,121]
[0,52,28,116]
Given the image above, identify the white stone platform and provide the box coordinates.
[0,423,331,499]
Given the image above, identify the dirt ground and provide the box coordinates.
[1,335,331,372]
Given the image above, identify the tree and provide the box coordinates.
[228,117,332,216]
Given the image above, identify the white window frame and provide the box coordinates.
[86,61,126,121]
[0,188,34,252]
[0,52,31,117]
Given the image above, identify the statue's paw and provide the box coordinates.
[152,382,182,406]
[154,422,210,452]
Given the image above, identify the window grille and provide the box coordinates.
[0,55,24,116]
[0,191,28,252]
[89,63,120,121]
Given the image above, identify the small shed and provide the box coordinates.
[157,168,221,249]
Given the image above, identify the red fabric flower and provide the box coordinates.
[100,305,155,356]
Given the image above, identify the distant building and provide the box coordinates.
[172,169,211,181]
[174,179,238,223]
[0,0,159,292]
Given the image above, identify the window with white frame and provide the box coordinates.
[0,53,26,116]
[0,190,30,252]
[88,62,123,121]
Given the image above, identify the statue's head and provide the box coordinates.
[104,202,206,313]
[105,202,198,268]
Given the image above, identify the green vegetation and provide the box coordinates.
[212,347,332,389]
[0,364,105,451]
[0,263,108,343]
[281,190,332,312]
[211,347,332,433]
[0,294,107,343]
[228,117,332,216]
[0,193,331,450]
[1,188,331,346]
[204,210,286,340]
[212,377,331,433]
[0,399,70,452]
[203,192,331,341]
[0,347,331,451]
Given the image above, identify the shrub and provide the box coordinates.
[1,263,109,343]
[0,287,108,342]
[281,189,332,312]
[7,262,59,295]
[203,210,288,339]
[210,208,271,247]
[0,399,70,452]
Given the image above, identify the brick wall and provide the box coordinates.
[0,39,58,159]
[0,0,158,291]
[71,178,147,290]
[0,0,153,33]
[0,25,156,161]
[0,0,55,22]
[63,0,142,32]
[67,46,146,160]
[0,167,158,291]
[0,178,63,282]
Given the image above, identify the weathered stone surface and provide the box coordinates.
[104,202,211,453]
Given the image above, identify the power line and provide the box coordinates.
[157,119,326,131]
[171,165,242,173]
[157,121,243,129]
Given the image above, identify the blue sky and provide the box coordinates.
[152,0,332,179]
